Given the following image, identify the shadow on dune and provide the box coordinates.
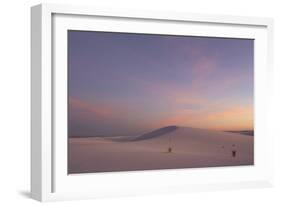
[132,126,178,141]
[112,126,178,142]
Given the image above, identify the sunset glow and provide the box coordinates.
[68,31,253,137]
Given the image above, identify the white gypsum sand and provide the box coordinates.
[68,126,253,174]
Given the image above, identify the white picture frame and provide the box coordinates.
[31,3,274,202]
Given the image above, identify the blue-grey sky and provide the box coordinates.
[68,30,253,137]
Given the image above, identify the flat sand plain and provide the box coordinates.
[68,126,254,174]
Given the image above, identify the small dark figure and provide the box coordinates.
[167,136,172,153]
[232,150,236,157]
[168,147,172,153]
[232,144,235,147]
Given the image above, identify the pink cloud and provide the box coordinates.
[126,75,207,107]
[69,97,115,119]
[192,56,217,77]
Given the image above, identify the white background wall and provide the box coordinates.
[0,0,280,205]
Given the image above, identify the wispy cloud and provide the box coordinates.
[69,97,115,119]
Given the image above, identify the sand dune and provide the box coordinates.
[68,126,254,174]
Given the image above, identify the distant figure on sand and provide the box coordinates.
[232,144,236,157]
[168,147,172,153]
[232,150,236,157]
[168,136,172,153]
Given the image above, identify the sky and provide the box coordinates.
[68,30,254,137]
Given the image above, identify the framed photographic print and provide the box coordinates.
[31,3,274,201]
